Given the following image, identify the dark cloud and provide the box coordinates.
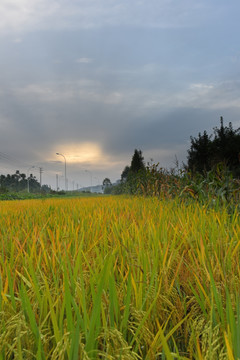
[0,1,240,187]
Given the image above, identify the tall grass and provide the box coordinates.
[0,196,239,359]
[116,162,240,213]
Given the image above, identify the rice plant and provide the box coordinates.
[0,196,239,359]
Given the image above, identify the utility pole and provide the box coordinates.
[56,174,59,191]
[39,167,43,187]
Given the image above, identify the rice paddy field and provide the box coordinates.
[0,195,239,359]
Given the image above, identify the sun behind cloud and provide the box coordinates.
[56,142,102,164]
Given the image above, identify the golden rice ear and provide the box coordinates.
[97,328,139,359]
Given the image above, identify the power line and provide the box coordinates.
[0,151,32,168]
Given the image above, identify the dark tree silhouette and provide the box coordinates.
[102,178,112,194]
[187,117,240,177]
[121,166,130,182]
[102,178,112,187]
[130,149,145,173]
[0,170,42,192]
[187,131,213,173]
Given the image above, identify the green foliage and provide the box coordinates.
[115,159,240,212]
[130,149,145,173]
[102,178,111,187]
[121,166,130,182]
[0,192,44,201]
[0,170,46,193]
[187,117,240,177]
[0,191,97,201]
[187,130,213,173]
[102,178,113,194]
[114,134,240,210]
[115,149,147,195]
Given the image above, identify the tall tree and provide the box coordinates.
[102,178,112,187]
[187,130,213,173]
[102,177,112,194]
[130,149,145,173]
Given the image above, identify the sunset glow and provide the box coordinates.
[55,143,102,164]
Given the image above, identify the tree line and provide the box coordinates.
[1,117,239,196]
[187,116,240,177]
[0,170,50,193]
[103,117,240,202]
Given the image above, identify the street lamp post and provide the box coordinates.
[56,153,67,191]
[27,166,35,193]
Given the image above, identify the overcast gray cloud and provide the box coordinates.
[0,0,240,188]
[0,0,221,34]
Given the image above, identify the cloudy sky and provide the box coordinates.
[1,0,240,189]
